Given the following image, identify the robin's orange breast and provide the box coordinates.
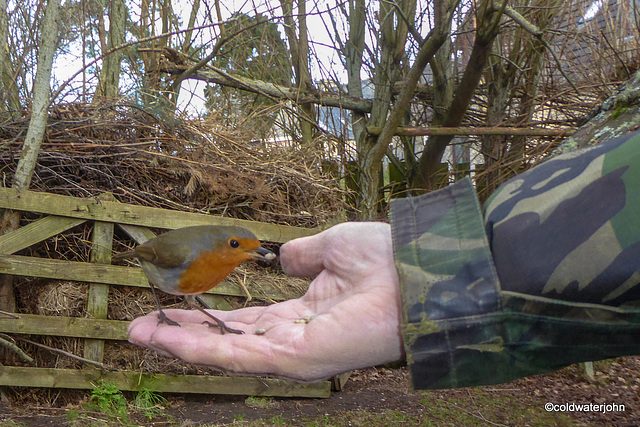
[176,248,252,294]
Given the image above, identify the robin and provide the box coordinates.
[113,225,276,334]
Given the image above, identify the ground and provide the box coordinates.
[0,356,638,426]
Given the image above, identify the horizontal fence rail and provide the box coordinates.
[0,187,316,243]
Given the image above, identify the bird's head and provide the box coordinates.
[212,226,276,264]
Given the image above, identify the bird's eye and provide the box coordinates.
[229,239,240,248]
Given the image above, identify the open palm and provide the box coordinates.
[128,222,405,382]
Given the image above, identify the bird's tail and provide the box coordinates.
[111,250,136,262]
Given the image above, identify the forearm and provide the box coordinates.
[390,131,640,390]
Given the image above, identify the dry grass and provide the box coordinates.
[0,103,349,228]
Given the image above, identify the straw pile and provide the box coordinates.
[1,103,347,227]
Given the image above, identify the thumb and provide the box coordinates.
[279,229,328,277]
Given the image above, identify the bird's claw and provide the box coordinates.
[202,320,244,335]
[157,311,181,327]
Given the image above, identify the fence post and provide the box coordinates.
[84,193,115,364]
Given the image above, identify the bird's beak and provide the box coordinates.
[248,246,276,262]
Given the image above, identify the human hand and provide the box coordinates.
[127,222,405,382]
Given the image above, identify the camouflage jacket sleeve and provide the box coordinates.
[389,130,640,390]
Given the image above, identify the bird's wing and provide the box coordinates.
[134,241,193,268]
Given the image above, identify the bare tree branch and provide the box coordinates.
[497,3,580,95]
[367,125,573,137]
[160,62,373,113]
[168,15,268,92]
[0,333,33,364]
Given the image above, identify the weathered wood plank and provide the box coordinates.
[85,205,115,363]
[0,254,147,286]
[330,371,352,391]
[198,293,234,311]
[0,215,86,254]
[0,187,316,243]
[117,223,156,244]
[0,313,129,340]
[0,366,332,397]
[0,255,295,300]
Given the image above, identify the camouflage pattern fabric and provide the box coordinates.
[390,130,640,389]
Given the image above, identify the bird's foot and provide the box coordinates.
[202,318,244,335]
[189,301,244,334]
[157,311,181,327]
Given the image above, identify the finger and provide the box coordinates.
[281,222,393,279]
[128,302,304,342]
[146,306,269,324]
[127,308,260,341]
[136,322,317,380]
[127,313,248,352]
[279,229,328,277]
[127,314,173,353]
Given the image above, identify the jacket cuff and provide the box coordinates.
[390,178,502,389]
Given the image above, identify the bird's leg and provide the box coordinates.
[149,282,181,327]
[188,295,244,335]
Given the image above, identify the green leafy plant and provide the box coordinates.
[87,380,128,417]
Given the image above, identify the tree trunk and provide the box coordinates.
[296,0,315,145]
[0,0,21,119]
[2,0,61,315]
[281,0,316,145]
[556,71,640,152]
[93,0,126,103]
[345,0,366,144]
[13,0,61,190]
[412,0,506,192]
[479,47,512,197]
[478,0,562,199]
[354,0,409,218]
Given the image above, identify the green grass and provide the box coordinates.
[420,390,574,426]
[216,391,577,427]
[245,396,279,409]
[132,388,169,420]
[302,409,419,426]
[0,420,27,427]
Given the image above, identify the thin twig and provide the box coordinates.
[0,333,34,364]
[0,310,20,319]
[497,4,581,95]
[9,334,117,371]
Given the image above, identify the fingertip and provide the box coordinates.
[127,315,158,345]
[280,232,325,277]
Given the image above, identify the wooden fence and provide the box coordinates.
[0,187,331,398]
